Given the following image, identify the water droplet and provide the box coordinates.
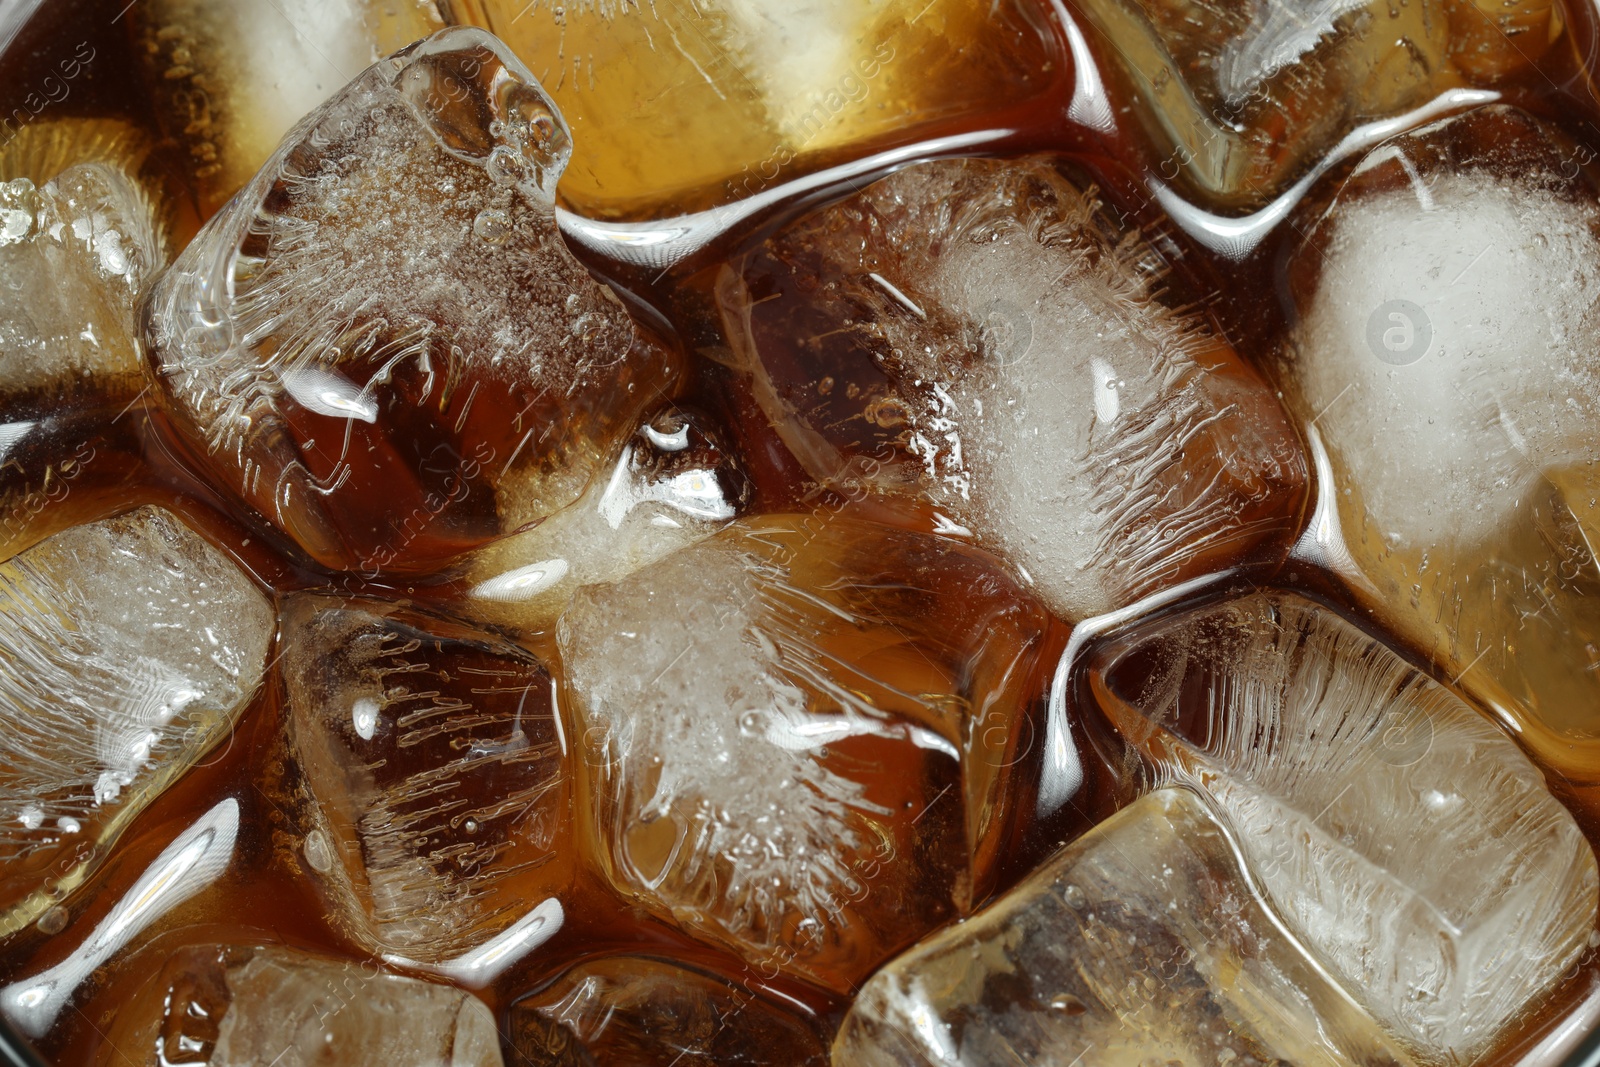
[35,906,67,936]
[1049,993,1087,1015]
[473,208,512,245]
[304,829,333,873]
[1062,883,1087,910]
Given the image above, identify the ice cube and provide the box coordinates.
[279,593,573,963]
[0,508,271,940]
[717,156,1306,622]
[0,144,167,558]
[0,161,162,402]
[1089,591,1599,1062]
[836,787,1415,1067]
[1277,105,1600,813]
[142,27,680,573]
[134,0,447,217]
[445,0,1059,216]
[506,955,829,1066]
[100,943,502,1066]
[1071,0,1562,208]
[455,406,747,640]
[557,514,1057,992]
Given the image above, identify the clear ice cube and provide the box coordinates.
[835,788,1416,1067]
[717,156,1306,621]
[446,0,1059,216]
[557,514,1057,992]
[455,406,747,640]
[142,27,680,573]
[1277,104,1600,816]
[0,507,272,939]
[279,593,573,963]
[506,955,829,1066]
[134,0,447,216]
[1071,0,1563,208]
[100,943,502,1066]
[1089,591,1600,1061]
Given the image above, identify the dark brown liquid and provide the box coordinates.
[1,1,1598,1064]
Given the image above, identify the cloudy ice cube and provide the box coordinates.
[0,507,272,939]
[718,156,1305,622]
[836,788,1415,1067]
[455,406,747,639]
[1090,591,1599,1062]
[143,27,679,573]
[507,955,828,1066]
[135,0,447,216]
[1070,0,1561,207]
[1279,105,1600,812]
[558,514,1057,991]
[449,0,1058,215]
[101,943,501,1066]
[280,594,573,963]
[0,161,161,401]
[0,147,166,557]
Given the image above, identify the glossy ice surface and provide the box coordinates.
[99,944,503,1066]
[142,27,675,572]
[718,155,1307,620]
[448,0,1060,216]
[1277,105,1600,813]
[1091,592,1600,1062]
[1072,0,1562,208]
[0,4,1596,1066]
[836,788,1417,1067]
[559,514,1055,991]
[134,0,448,216]
[0,507,271,938]
[506,955,829,1066]
[280,594,572,965]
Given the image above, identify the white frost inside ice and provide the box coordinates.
[0,164,160,394]
[1106,594,1599,1061]
[1292,169,1600,548]
[0,507,272,935]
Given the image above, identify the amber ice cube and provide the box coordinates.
[836,788,1415,1067]
[557,514,1058,992]
[444,0,1059,217]
[142,27,679,574]
[279,594,572,966]
[98,943,502,1066]
[718,155,1306,622]
[1275,104,1600,819]
[506,955,829,1066]
[0,507,272,940]
[1072,0,1564,209]
[1089,591,1599,1063]
[133,0,448,217]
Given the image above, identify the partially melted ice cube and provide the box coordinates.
[717,155,1305,621]
[1090,591,1599,1062]
[142,27,678,573]
[558,514,1057,991]
[836,788,1415,1067]
[0,507,272,938]
[280,594,572,964]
